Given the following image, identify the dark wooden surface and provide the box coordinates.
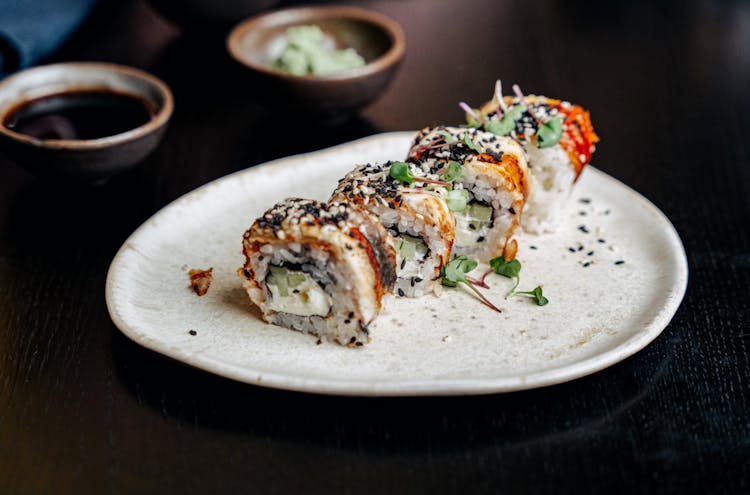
[1,0,749,493]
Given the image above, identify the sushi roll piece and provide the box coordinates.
[474,83,599,233]
[331,161,455,297]
[408,126,529,263]
[239,198,396,346]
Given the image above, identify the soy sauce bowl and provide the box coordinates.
[0,62,173,182]
[227,6,405,119]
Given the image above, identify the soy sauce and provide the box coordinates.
[2,90,154,140]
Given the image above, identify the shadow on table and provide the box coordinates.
[0,169,158,261]
[110,322,679,453]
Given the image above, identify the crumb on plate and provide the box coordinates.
[189,268,213,296]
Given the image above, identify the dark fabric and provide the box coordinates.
[0,0,97,76]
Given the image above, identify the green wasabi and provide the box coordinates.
[272,25,366,76]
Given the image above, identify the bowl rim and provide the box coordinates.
[0,62,174,150]
[226,5,406,82]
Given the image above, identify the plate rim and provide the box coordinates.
[105,131,689,396]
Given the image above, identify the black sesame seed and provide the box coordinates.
[583,262,591,267]
[401,259,407,270]
[188,330,197,336]
[487,150,504,161]
[415,277,423,283]
[615,260,625,265]
[568,247,576,253]
[577,245,584,251]
[344,319,350,324]
[398,288,405,297]
[530,245,538,250]
[348,312,354,318]
[579,211,587,216]
[509,207,516,214]
[578,225,589,233]
[410,278,415,287]
[579,198,591,204]
[587,251,594,256]
[477,236,485,242]
[597,239,606,243]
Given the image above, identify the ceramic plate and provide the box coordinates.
[106,132,688,396]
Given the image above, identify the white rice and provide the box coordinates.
[452,164,520,262]
[366,201,448,297]
[521,144,576,234]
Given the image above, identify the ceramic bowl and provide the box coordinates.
[0,62,173,182]
[227,6,405,118]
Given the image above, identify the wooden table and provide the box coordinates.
[1,1,748,492]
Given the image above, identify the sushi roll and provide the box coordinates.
[474,84,599,233]
[408,126,529,263]
[239,198,396,346]
[331,162,455,297]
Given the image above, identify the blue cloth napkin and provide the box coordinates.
[0,0,97,76]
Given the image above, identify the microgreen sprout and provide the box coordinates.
[484,114,514,137]
[512,84,527,107]
[514,286,549,306]
[408,128,483,162]
[494,79,509,112]
[490,256,521,279]
[458,101,484,124]
[460,80,528,137]
[510,83,563,148]
[407,130,458,158]
[506,104,526,121]
[484,103,528,137]
[536,115,563,148]
[489,255,549,306]
[441,161,462,183]
[441,256,502,313]
[437,130,458,144]
[512,84,542,125]
[462,133,483,153]
[466,276,490,289]
[389,161,450,187]
[440,256,474,288]
[389,161,414,184]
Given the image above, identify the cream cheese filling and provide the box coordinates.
[267,269,332,317]
[454,202,493,246]
[394,233,429,279]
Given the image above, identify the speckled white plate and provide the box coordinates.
[106,132,687,396]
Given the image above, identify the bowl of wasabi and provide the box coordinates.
[227,6,405,118]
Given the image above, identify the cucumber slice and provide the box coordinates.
[395,234,427,260]
[468,203,492,223]
[267,265,310,296]
[287,272,306,287]
[267,265,289,296]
